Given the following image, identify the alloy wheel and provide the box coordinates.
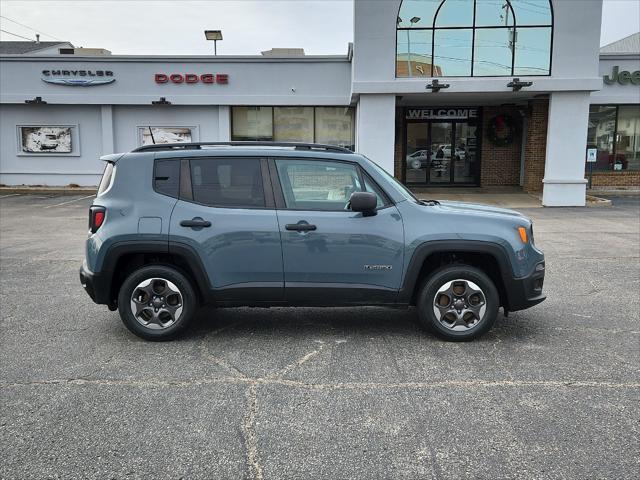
[432,279,487,331]
[130,278,184,330]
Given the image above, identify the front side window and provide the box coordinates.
[190,158,265,207]
[396,0,553,77]
[275,159,363,211]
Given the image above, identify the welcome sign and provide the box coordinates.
[406,108,479,120]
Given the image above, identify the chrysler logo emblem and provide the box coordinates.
[42,77,116,86]
[41,69,116,87]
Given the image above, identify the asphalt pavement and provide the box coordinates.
[0,193,638,479]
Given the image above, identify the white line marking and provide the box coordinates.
[0,193,21,199]
[43,194,94,209]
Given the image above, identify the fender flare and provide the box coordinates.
[397,240,514,304]
[98,240,211,302]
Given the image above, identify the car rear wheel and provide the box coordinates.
[416,265,499,341]
[117,265,197,341]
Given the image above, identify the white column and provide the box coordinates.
[100,105,114,155]
[218,105,231,141]
[542,92,590,206]
[356,94,396,174]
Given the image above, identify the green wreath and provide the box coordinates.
[488,114,517,147]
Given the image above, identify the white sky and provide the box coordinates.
[0,0,638,55]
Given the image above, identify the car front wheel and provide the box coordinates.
[417,265,499,341]
[117,265,197,341]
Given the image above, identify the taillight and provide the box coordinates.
[89,206,106,233]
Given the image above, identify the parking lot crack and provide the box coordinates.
[198,322,250,379]
[264,341,327,380]
[242,383,264,480]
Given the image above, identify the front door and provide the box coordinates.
[405,119,480,186]
[271,157,405,305]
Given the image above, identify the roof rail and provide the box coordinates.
[131,141,354,154]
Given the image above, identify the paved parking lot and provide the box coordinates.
[1,193,638,479]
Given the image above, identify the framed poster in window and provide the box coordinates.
[17,125,80,156]
[137,126,198,146]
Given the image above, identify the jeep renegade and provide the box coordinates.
[80,142,545,341]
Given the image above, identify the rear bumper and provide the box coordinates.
[504,261,546,312]
[79,261,111,305]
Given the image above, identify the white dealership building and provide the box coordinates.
[0,0,638,205]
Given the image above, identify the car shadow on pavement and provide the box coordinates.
[179,305,544,344]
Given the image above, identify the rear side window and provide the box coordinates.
[97,162,115,196]
[154,159,180,198]
[190,158,265,208]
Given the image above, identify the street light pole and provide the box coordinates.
[204,30,223,56]
[407,17,421,77]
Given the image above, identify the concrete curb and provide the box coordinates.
[586,195,613,207]
[0,186,97,195]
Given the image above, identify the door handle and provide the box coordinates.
[285,222,317,232]
[180,217,211,228]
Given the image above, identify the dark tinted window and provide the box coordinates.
[154,159,180,198]
[190,158,265,208]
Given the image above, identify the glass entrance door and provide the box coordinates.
[405,123,429,184]
[429,122,453,184]
[453,122,478,184]
[405,120,479,186]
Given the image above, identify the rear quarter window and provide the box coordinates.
[154,159,181,198]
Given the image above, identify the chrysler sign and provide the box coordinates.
[155,73,229,84]
[41,69,115,86]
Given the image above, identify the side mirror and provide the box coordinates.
[349,192,377,216]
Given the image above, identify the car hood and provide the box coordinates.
[435,200,528,220]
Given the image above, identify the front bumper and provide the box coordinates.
[79,261,111,305]
[504,261,546,312]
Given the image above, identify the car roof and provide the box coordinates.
[123,142,362,164]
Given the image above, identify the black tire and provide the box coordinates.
[117,265,197,341]
[416,264,499,341]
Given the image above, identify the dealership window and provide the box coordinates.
[232,106,354,150]
[587,105,640,172]
[396,0,553,77]
[138,126,196,146]
[16,124,80,156]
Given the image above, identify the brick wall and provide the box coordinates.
[588,171,640,188]
[522,99,549,193]
[480,106,522,186]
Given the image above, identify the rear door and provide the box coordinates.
[270,157,404,305]
[168,156,283,303]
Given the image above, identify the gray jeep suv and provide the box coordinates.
[80,142,545,341]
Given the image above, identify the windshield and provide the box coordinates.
[365,157,419,203]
